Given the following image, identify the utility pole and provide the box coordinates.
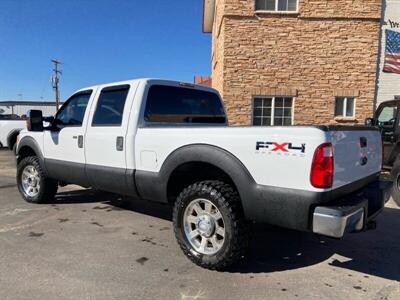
[51,59,62,111]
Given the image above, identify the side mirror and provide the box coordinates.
[43,116,55,123]
[365,117,376,126]
[26,110,44,132]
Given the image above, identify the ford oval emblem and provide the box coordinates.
[360,157,368,166]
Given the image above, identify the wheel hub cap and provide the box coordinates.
[21,165,40,197]
[197,215,215,238]
[183,198,226,255]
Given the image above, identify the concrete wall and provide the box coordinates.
[376,0,400,106]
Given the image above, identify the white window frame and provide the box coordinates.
[255,0,299,13]
[334,96,356,118]
[252,96,294,126]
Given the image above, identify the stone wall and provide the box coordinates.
[211,0,382,125]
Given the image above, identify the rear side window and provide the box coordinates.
[144,85,226,124]
[92,85,130,126]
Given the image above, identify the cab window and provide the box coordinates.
[144,85,226,124]
[92,85,130,126]
[56,91,92,127]
[377,104,398,127]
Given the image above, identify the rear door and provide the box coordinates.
[84,83,138,194]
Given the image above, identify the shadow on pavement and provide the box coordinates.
[229,207,400,280]
[50,189,400,280]
[51,188,173,220]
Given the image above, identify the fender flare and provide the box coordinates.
[6,128,22,148]
[16,136,47,174]
[135,144,257,217]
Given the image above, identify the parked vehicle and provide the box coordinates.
[16,79,390,270]
[0,116,25,152]
[366,99,400,205]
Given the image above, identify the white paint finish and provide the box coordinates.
[140,150,158,169]
[84,81,139,169]
[42,88,98,164]
[330,130,382,188]
[43,127,86,163]
[0,120,25,147]
[376,0,400,106]
[18,78,382,195]
[17,129,44,154]
[134,124,381,192]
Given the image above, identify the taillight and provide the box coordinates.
[310,143,334,188]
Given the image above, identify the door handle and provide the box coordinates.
[116,136,124,151]
[77,135,84,148]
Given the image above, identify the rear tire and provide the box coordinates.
[173,180,248,270]
[17,156,58,204]
[390,158,400,206]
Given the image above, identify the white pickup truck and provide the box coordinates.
[16,79,390,270]
[0,118,25,151]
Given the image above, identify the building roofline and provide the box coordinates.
[202,0,215,33]
[0,101,60,106]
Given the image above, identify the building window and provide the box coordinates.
[334,97,355,117]
[255,0,297,12]
[253,97,293,126]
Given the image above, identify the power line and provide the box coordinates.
[51,59,62,111]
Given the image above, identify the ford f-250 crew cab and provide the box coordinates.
[16,79,390,270]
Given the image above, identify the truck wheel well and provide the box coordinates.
[167,162,238,203]
[7,131,20,150]
[17,146,37,164]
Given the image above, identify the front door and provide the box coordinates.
[43,90,95,185]
[376,102,399,165]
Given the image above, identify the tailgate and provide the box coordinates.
[330,127,381,189]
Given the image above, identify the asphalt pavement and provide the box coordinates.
[0,149,399,300]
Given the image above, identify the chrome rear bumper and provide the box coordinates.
[313,206,365,238]
[312,180,391,238]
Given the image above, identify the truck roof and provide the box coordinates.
[76,78,218,94]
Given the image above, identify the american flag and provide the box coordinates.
[383,29,400,74]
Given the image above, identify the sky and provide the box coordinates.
[0,0,211,101]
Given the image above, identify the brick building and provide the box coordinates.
[202,0,382,125]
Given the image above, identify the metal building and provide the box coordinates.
[0,101,59,118]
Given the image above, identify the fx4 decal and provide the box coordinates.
[256,141,306,153]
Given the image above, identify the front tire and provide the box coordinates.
[17,156,58,204]
[173,181,248,270]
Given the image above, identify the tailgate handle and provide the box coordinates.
[360,137,367,148]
